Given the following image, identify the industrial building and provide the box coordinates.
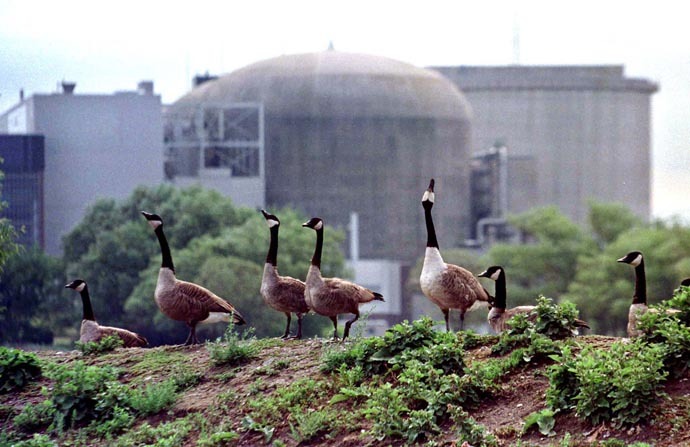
[0,51,657,330]
[0,135,44,248]
[434,65,658,238]
[0,82,164,255]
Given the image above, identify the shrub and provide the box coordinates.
[127,379,178,416]
[14,400,56,433]
[0,347,42,392]
[44,361,128,430]
[547,340,667,427]
[207,327,258,366]
[76,335,123,355]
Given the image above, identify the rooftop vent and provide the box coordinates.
[138,81,154,95]
[61,81,76,94]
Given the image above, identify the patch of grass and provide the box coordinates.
[76,335,123,355]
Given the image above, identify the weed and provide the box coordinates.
[111,416,195,447]
[522,408,556,436]
[290,407,336,442]
[0,346,42,392]
[127,378,178,415]
[76,335,123,355]
[196,430,240,446]
[13,400,56,433]
[44,361,128,430]
[2,433,57,447]
[207,326,259,366]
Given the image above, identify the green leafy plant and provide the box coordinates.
[127,378,178,416]
[13,400,56,433]
[76,335,123,355]
[522,408,556,436]
[207,326,259,366]
[0,347,42,392]
[44,361,128,430]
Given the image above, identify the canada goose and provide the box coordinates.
[617,250,673,337]
[419,178,491,331]
[142,211,246,345]
[65,279,147,347]
[302,217,384,340]
[260,209,309,339]
[477,266,590,334]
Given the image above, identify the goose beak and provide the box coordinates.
[616,256,626,263]
[477,270,489,278]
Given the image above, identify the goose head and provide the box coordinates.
[421,178,435,211]
[477,265,504,281]
[261,209,280,228]
[617,251,643,267]
[302,217,324,231]
[141,211,164,230]
[65,279,87,292]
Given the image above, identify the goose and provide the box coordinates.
[65,279,148,347]
[419,178,491,331]
[477,266,589,334]
[302,217,384,340]
[260,209,309,339]
[616,250,680,337]
[142,211,246,345]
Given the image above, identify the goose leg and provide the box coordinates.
[459,311,465,331]
[442,308,450,332]
[295,313,304,340]
[281,313,292,339]
[184,323,195,346]
[330,316,339,341]
[343,312,359,340]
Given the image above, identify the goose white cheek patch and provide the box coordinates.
[490,270,501,281]
[266,219,279,228]
[630,254,643,267]
[422,191,435,203]
[314,221,323,230]
[75,283,86,292]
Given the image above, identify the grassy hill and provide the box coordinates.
[3,301,690,447]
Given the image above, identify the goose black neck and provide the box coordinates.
[423,204,439,249]
[266,226,279,266]
[311,227,324,269]
[632,260,647,305]
[154,226,175,272]
[80,286,96,321]
[493,272,507,310]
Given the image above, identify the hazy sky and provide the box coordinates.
[1,0,688,219]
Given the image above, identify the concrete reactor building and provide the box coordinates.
[434,65,658,237]
[166,50,473,263]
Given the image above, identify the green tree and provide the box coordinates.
[0,247,65,344]
[483,206,596,304]
[566,222,690,335]
[588,200,643,246]
[0,164,20,272]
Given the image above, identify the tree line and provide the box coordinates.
[2,181,690,345]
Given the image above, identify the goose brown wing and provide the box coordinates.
[176,280,238,314]
[273,276,309,312]
[443,264,492,303]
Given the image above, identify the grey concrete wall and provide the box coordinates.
[434,65,656,224]
[264,115,471,262]
[23,92,163,255]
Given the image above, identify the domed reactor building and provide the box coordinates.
[165,50,472,330]
[166,50,470,263]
